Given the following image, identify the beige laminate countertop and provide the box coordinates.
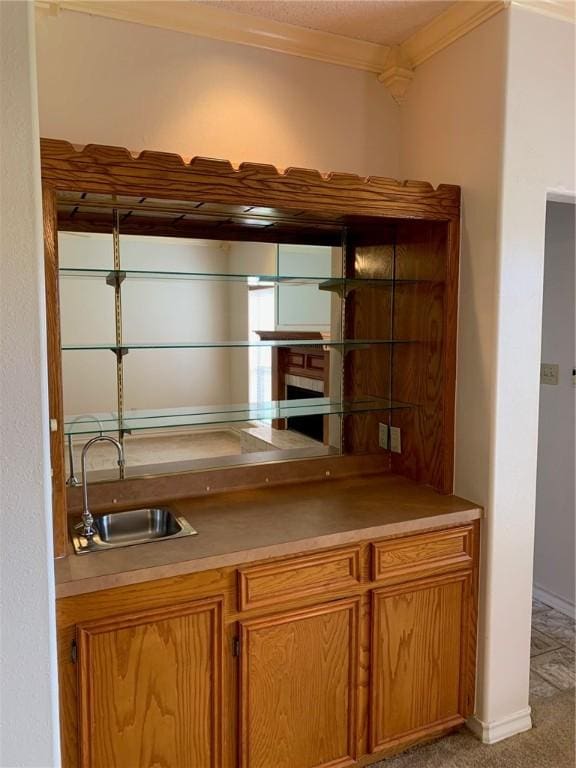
[55,474,482,598]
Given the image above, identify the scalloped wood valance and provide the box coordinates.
[40,139,460,222]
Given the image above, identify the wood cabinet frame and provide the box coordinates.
[239,599,360,768]
[76,598,224,768]
[369,571,476,754]
[41,139,461,557]
[56,522,479,768]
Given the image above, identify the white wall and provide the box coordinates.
[401,6,575,741]
[35,8,400,177]
[486,5,575,733]
[399,12,508,734]
[227,242,276,403]
[276,245,332,332]
[534,201,575,615]
[60,234,234,414]
[400,13,507,507]
[0,3,60,766]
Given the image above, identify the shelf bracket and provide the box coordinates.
[119,422,132,438]
[109,346,129,360]
[105,270,126,289]
[318,281,355,299]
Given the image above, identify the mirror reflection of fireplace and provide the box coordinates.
[286,385,324,441]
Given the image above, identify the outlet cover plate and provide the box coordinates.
[390,426,402,454]
[541,363,559,385]
[378,423,389,450]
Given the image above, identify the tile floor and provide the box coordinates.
[530,598,575,700]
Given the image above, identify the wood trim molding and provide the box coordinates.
[402,2,506,68]
[34,0,501,104]
[510,0,576,24]
[40,139,461,220]
[43,184,67,558]
[238,546,362,611]
[36,0,574,107]
[376,45,414,106]
[36,0,390,73]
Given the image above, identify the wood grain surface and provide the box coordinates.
[42,184,68,557]
[77,598,223,768]
[56,520,479,768]
[240,599,360,768]
[390,220,453,492]
[238,546,361,611]
[370,572,471,752]
[372,526,474,584]
[41,140,460,221]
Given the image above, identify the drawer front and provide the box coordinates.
[306,353,325,373]
[238,547,361,612]
[372,526,474,583]
[286,352,306,370]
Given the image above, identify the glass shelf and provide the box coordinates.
[64,396,413,435]
[61,339,415,351]
[58,268,409,288]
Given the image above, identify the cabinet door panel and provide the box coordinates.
[77,598,222,768]
[240,599,359,768]
[370,573,471,752]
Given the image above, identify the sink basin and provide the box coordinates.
[71,507,197,554]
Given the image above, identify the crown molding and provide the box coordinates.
[36,1,391,73]
[377,46,414,105]
[402,1,507,68]
[509,0,576,23]
[34,0,573,108]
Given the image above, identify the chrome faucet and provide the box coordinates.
[67,414,104,487]
[80,435,125,538]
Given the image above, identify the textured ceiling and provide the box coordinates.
[197,0,458,46]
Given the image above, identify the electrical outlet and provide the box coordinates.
[541,363,559,385]
[390,426,402,454]
[378,423,389,449]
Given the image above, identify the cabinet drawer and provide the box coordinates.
[286,352,306,370]
[238,547,361,611]
[372,526,474,583]
[306,353,325,373]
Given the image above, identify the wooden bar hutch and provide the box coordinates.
[41,139,479,768]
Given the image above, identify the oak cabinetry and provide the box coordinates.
[58,522,479,768]
[76,598,223,768]
[239,600,359,768]
[43,138,476,766]
[370,572,474,753]
[238,546,361,612]
[371,525,474,584]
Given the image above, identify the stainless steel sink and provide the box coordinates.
[71,507,197,554]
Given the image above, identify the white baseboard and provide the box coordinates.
[467,707,532,744]
[533,584,576,619]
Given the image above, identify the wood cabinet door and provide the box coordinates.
[239,599,360,768]
[370,571,475,753]
[76,597,223,768]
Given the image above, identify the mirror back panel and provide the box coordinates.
[41,140,460,556]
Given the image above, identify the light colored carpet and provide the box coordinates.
[374,690,575,768]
